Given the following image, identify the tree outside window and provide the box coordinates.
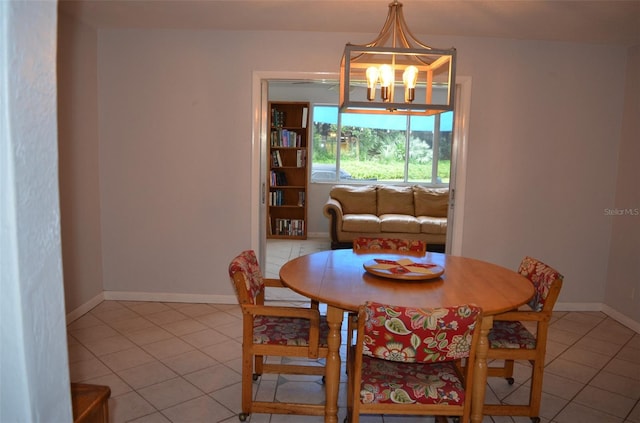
[310,105,452,185]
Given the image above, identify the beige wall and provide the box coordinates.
[58,12,103,312]
[57,12,638,327]
[605,45,640,324]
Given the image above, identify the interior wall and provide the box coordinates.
[604,45,640,324]
[94,28,631,313]
[57,11,104,313]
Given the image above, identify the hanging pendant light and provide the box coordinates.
[339,1,456,115]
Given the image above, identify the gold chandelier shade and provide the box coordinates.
[339,1,456,115]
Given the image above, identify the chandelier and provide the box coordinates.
[339,1,456,115]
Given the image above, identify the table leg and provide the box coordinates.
[324,305,343,423]
[471,315,493,423]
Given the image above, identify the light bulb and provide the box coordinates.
[365,67,379,101]
[403,66,419,102]
[379,64,394,101]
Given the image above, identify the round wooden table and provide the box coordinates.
[279,249,534,423]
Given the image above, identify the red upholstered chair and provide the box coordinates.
[348,237,428,362]
[484,256,564,423]
[353,237,427,254]
[228,250,329,421]
[346,301,482,423]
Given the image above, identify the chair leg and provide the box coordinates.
[504,359,515,384]
[529,358,545,420]
[253,354,264,380]
[241,350,253,419]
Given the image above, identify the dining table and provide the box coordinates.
[279,249,535,423]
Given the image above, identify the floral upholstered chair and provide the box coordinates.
[346,301,482,423]
[484,256,564,423]
[228,250,329,421]
[353,237,427,254]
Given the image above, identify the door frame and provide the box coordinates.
[251,71,471,264]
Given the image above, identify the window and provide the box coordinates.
[310,105,452,185]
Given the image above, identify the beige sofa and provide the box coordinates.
[323,184,449,251]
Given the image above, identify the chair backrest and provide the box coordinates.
[228,250,264,305]
[360,301,482,363]
[518,256,564,312]
[353,237,426,254]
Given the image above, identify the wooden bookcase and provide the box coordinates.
[267,101,309,239]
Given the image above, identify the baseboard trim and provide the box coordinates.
[103,291,238,305]
[67,294,639,333]
[555,302,604,312]
[601,304,640,334]
[66,292,105,324]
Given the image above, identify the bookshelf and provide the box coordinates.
[267,101,309,239]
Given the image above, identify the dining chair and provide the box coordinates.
[483,256,564,423]
[346,301,483,423]
[348,237,428,365]
[353,237,427,254]
[228,250,329,421]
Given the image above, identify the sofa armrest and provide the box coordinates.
[323,198,344,249]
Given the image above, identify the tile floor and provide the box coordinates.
[67,238,640,423]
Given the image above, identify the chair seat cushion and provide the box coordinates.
[360,356,465,405]
[488,320,536,349]
[253,315,329,346]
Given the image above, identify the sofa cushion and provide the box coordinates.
[379,214,421,233]
[330,185,377,215]
[342,214,381,233]
[417,216,448,234]
[414,186,449,218]
[377,185,414,216]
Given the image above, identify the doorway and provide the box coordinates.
[250,72,471,272]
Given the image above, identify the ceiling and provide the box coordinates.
[59,0,640,47]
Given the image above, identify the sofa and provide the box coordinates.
[323,184,449,251]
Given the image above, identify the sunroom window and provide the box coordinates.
[310,105,452,185]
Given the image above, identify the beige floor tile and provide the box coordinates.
[128,412,171,423]
[183,363,241,393]
[560,344,613,369]
[162,317,208,336]
[108,316,157,334]
[116,361,178,389]
[126,325,175,346]
[69,356,113,382]
[82,334,137,357]
[108,391,157,423]
[554,402,625,423]
[161,349,218,375]
[142,337,195,360]
[124,301,173,315]
[201,338,242,363]
[574,385,637,418]
[545,357,600,384]
[145,309,188,326]
[162,395,235,422]
[137,377,203,410]
[99,346,157,372]
[589,370,640,400]
[180,327,230,349]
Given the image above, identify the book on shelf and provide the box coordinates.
[297,191,305,207]
[269,170,287,186]
[269,190,284,206]
[270,150,283,167]
[273,218,305,236]
[270,129,299,147]
[272,109,285,128]
[296,150,307,167]
[302,107,308,128]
